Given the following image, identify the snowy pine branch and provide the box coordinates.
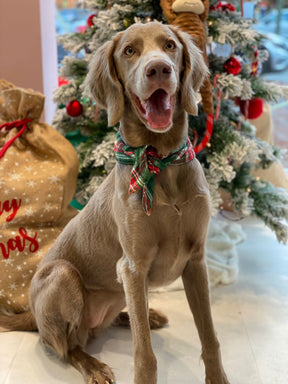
[215,73,254,100]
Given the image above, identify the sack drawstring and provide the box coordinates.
[0,118,32,159]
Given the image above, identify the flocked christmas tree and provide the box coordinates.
[53,0,288,243]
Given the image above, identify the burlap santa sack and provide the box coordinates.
[220,103,288,211]
[0,80,79,313]
[250,103,288,189]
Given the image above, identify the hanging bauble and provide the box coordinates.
[251,61,258,76]
[123,18,131,28]
[58,76,69,87]
[216,2,236,12]
[224,56,242,75]
[87,14,97,28]
[66,100,83,117]
[250,47,259,76]
[239,98,264,120]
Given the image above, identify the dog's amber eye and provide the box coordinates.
[124,46,135,57]
[165,41,176,51]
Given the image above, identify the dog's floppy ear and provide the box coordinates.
[169,27,209,116]
[86,33,124,126]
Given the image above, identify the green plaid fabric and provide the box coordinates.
[114,131,195,216]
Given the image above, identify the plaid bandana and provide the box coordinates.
[114,131,195,216]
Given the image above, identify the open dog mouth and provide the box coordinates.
[132,89,174,131]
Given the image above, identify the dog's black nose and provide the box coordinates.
[145,60,172,80]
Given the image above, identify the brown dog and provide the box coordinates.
[1,22,230,384]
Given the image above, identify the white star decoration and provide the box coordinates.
[9,172,22,181]
[27,180,36,188]
[44,202,52,212]
[9,283,17,290]
[24,207,34,217]
[2,259,14,267]
[49,175,61,184]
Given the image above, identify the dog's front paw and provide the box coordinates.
[205,370,230,384]
[86,363,115,384]
[87,374,114,384]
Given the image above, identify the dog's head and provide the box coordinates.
[86,22,208,133]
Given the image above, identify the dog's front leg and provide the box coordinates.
[182,257,230,384]
[118,256,157,384]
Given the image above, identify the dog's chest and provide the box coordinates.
[146,168,198,287]
[148,241,191,288]
[147,212,192,288]
[153,167,189,210]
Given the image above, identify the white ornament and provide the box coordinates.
[172,0,205,15]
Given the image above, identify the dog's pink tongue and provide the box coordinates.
[145,89,172,130]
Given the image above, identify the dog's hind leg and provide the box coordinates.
[30,260,114,384]
[69,346,114,384]
[30,260,88,358]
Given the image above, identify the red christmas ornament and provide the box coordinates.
[58,76,69,87]
[87,14,97,28]
[239,98,264,120]
[224,56,242,75]
[216,2,236,12]
[66,100,83,117]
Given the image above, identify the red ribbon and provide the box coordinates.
[193,74,220,154]
[0,118,32,159]
[194,114,214,154]
[213,74,221,121]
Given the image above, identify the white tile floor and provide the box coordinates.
[0,216,287,384]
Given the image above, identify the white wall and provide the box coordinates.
[0,0,58,124]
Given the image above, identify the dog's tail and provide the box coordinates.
[0,310,37,332]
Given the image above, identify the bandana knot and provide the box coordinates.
[114,132,195,216]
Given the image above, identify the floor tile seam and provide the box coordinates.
[238,308,265,384]
[1,333,27,384]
